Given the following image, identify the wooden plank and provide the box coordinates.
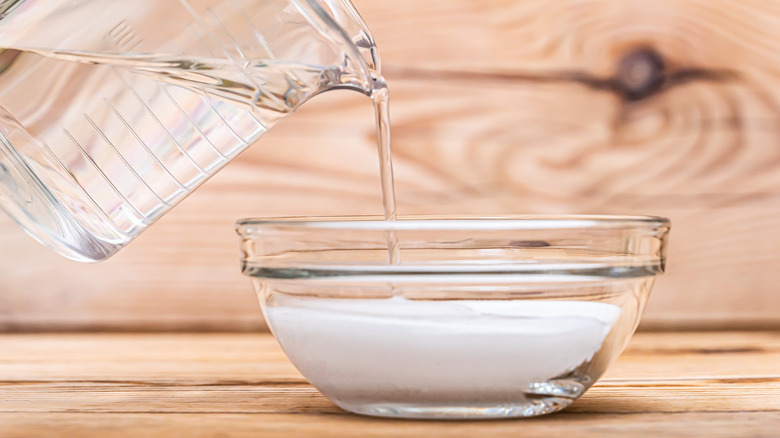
[2,332,778,382]
[0,332,778,437]
[355,0,780,77]
[1,377,778,415]
[3,78,780,330]
[1,412,778,438]
[4,0,780,331]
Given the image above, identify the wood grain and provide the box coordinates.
[0,332,778,437]
[4,0,780,330]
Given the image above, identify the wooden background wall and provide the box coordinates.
[2,0,780,331]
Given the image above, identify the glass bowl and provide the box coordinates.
[236,215,670,419]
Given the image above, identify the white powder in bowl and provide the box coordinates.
[266,297,622,407]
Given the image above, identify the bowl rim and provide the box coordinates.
[236,214,670,234]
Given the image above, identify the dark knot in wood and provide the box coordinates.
[381,51,736,103]
[614,48,667,101]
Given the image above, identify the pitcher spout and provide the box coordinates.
[294,0,381,95]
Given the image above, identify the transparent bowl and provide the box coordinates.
[236,215,670,419]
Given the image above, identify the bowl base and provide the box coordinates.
[337,397,575,420]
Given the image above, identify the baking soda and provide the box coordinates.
[266,297,621,413]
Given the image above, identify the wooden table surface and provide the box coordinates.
[1,331,778,437]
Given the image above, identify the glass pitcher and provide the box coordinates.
[0,0,379,261]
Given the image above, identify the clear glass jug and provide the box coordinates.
[0,0,379,261]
